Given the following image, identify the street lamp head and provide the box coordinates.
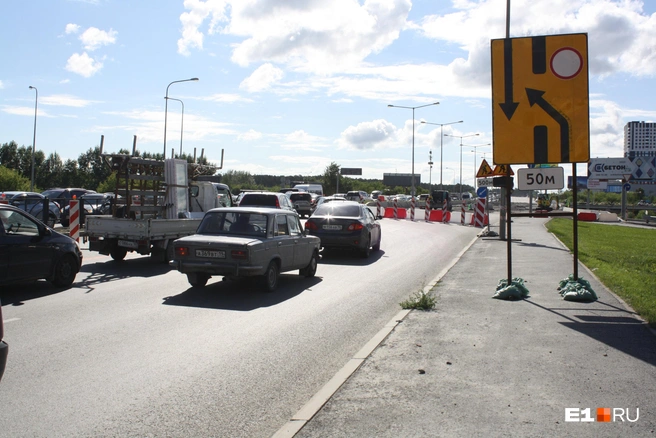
[190,77,199,81]
[29,85,35,90]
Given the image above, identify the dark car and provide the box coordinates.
[41,188,96,216]
[305,202,381,258]
[170,207,321,291]
[0,204,83,287]
[238,191,294,211]
[288,192,313,217]
[430,190,453,212]
[60,193,113,227]
[0,300,7,382]
[0,191,61,227]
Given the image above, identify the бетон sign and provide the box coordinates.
[587,158,635,179]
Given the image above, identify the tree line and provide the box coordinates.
[0,140,471,196]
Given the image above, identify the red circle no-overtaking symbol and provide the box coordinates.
[550,47,583,79]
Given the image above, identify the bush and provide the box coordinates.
[400,291,436,310]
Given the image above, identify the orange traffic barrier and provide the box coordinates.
[428,210,451,222]
[384,207,407,219]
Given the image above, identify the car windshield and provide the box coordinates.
[197,211,268,237]
[314,203,361,217]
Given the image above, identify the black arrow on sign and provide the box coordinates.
[526,88,570,162]
[499,38,519,120]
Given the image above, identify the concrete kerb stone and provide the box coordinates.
[272,233,481,438]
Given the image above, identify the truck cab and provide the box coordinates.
[189,181,234,217]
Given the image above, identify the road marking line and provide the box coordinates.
[3,318,20,323]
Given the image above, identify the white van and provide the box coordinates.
[293,184,323,196]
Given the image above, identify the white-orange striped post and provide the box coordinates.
[461,200,466,226]
[393,197,398,219]
[376,197,382,218]
[410,196,415,221]
[69,199,80,242]
[424,198,430,222]
[442,199,447,223]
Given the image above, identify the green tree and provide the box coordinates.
[0,165,31,191]
[322,162,341,195]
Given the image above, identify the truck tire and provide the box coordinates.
[187,273,209,288]
[111,246,128,261]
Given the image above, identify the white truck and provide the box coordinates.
[85,154,232,262]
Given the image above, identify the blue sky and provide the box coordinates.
[2,0,656,189]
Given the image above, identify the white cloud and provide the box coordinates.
[65,52,104,77]
[338,119,399,150]
[237,129,263,140]
[79,27,117,51]
[198,93,254,103]
[179,0,411,73]
[65,23,81,34]
[0,80,4,89]
[40,94,98,107]
[240,63,284,92]
[1,105,52,117]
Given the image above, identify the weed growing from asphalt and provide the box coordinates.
[400,291,436,310]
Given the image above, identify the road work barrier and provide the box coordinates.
[577,212,597,221]
[410,197,415,221]
[69,199,80,242]
[429,209,451,222]
[471,198,488,228]
[384,206,407,219]
[376,198,382,218]
[461,201,466,226]
[424,198,430,222]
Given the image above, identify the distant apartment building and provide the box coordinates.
[624,121,656,157]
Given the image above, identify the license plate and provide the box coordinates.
[118,240,138,249]
[196,249,225,259]
[323,224,342,230]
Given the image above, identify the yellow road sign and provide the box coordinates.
[476,159,494,177]
[492,164,514,176]
[491,33,590,165]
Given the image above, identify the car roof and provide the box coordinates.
[1,191,44,197]
[206,206,295,215]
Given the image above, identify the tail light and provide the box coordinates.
[275,198,280,208]
[175,247,189,257]
[231,249,248,260]
[347,222,364,231]
[305,221,318,231]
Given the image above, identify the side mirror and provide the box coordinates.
[189,185,199,197]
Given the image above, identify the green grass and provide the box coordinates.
[546,218,656,327]
[400,290,437,310]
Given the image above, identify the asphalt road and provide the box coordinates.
[0,216,479,437]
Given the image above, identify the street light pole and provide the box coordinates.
[388,102,439,197]
[445,133,479,199]
[463,143,491,185]
[166,97,185,157]
[420,120,463,190]
[428,150,433,187]
[164,77,198,159]
[28,86,38,192]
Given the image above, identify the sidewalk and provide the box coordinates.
[287,217,656,437]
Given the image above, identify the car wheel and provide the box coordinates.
[372,234,381,251]
[263,261,279,292]
[110,246,128,261]
[300,251,318,277]
[187,273,209,288]
[360,235,371,258]
[51,254,78,287]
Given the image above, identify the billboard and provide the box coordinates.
[587,158,635,179]
[567,176,588,189]
[383,173,420,187]
[341,168,362,175]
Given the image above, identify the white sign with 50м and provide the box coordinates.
[517,167,564,190]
